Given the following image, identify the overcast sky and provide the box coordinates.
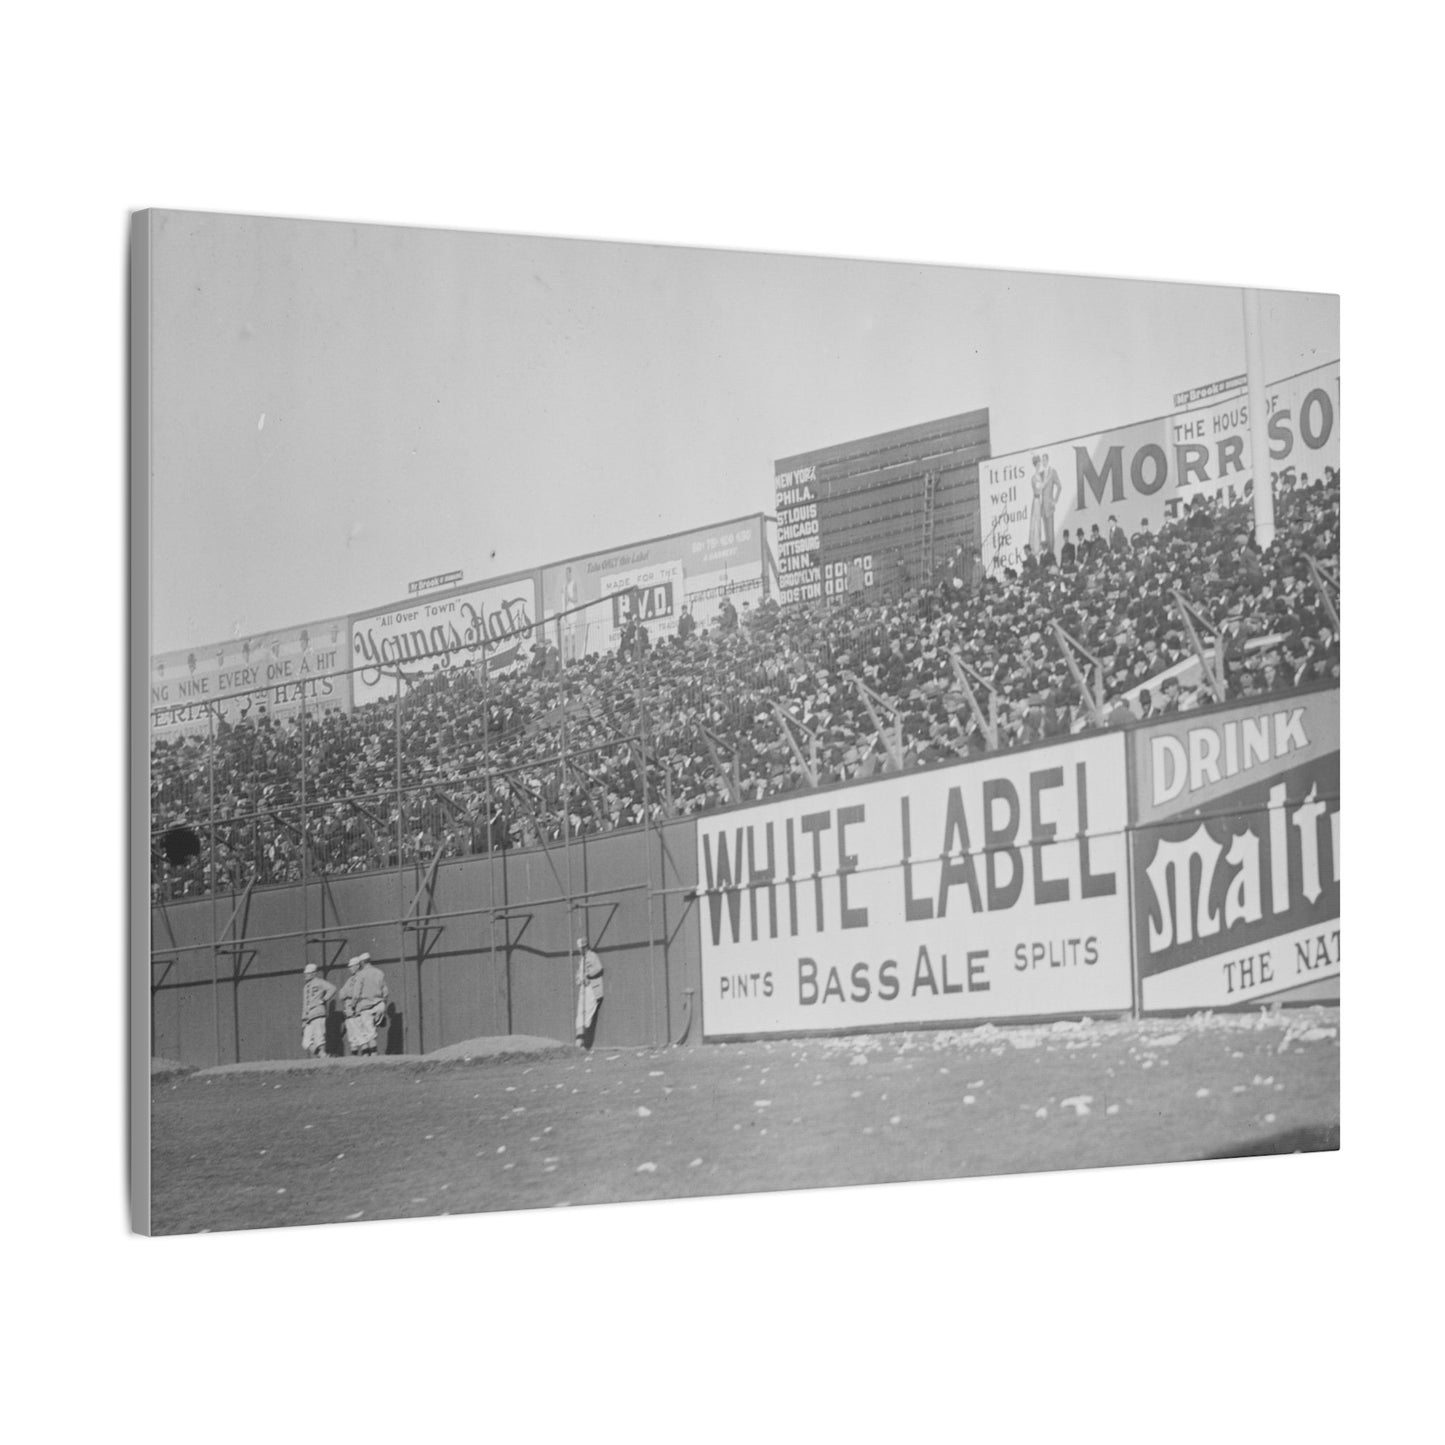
[147,211,1338,654]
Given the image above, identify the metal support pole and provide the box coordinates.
[394,673,408,1053]
[1243,288,1276,551]
[560,615,576,1036]
[948,651,1000,751]
[1171,588,1228,704]
[638,643,662,1046]
[207,702,221,1066]
[1306,555,1341,634]
[768,700,820,788]
[847,674,905,771]
[299,690,309,973]
[698,724,742,806]
[482,650,503,1033]
[1052,623,1108,728]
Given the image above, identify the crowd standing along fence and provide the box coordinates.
[148,595,1338,1065]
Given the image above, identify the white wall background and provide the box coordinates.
[3,4,1432,1441]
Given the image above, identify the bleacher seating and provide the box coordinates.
[151,473,1339,898]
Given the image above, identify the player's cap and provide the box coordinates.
[576,937,588,951]
[347,952,370,968]
[304,962,318,975]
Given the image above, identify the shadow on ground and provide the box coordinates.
[1206,1123,1339,1158]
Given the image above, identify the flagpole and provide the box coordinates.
[1242,287,1276,551]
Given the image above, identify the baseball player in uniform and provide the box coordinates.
[300,962,337,1058]
[575,936,604,1048]
[338,952,390,1055]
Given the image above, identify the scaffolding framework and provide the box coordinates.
[149,596,691,1055]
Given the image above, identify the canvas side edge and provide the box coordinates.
[128,209,152,1235]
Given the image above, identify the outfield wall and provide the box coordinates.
[150,687,1338,1065]
[150,817,700,1068]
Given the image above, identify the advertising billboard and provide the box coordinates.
[349,574,539,707]
[1129,689,1339,1012]
[979,361,1340,574]
[540,516,765,659]
[150,618,352,739]
[696,733,1134,1039]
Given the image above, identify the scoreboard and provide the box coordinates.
[773,408,990,606]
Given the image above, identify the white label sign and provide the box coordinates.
[696,733,1133,1038]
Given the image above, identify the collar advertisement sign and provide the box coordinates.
[980,361,1340,575]
[1129,689,1339,1012]
[349,576,538,706]
[541,517,764,658]
[696,731,1133,1039]
[604,559,684,630]
[150,619,352,738]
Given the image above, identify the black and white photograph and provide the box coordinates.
[136,209,1340,1236]
[17,5,1444,1438]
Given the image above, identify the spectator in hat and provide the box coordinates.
[1107,515,1129,553]
[962,540,984,594]
[619,614,650,662]
[300,961,337,1059]
[1106,695,1134,728]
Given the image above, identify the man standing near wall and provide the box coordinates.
[575,936,604,1048]
[300,962,337,1059]
[562,564,583,661]
[339,952,390,1056]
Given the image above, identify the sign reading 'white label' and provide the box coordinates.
[696,733,1133,1037]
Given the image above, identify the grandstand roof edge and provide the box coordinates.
[151,610,356,664]
[152,512,771,661]
[351,562,541,625]
[537,511,769,575]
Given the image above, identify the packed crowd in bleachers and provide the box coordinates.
[151,472,1339,898]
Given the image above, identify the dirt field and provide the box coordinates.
[149,1008,1339,1235]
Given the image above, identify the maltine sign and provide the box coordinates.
[1129,690,1339,1011]
[696,732,1134,1038]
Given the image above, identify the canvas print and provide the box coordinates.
[133,211,1339,1235]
